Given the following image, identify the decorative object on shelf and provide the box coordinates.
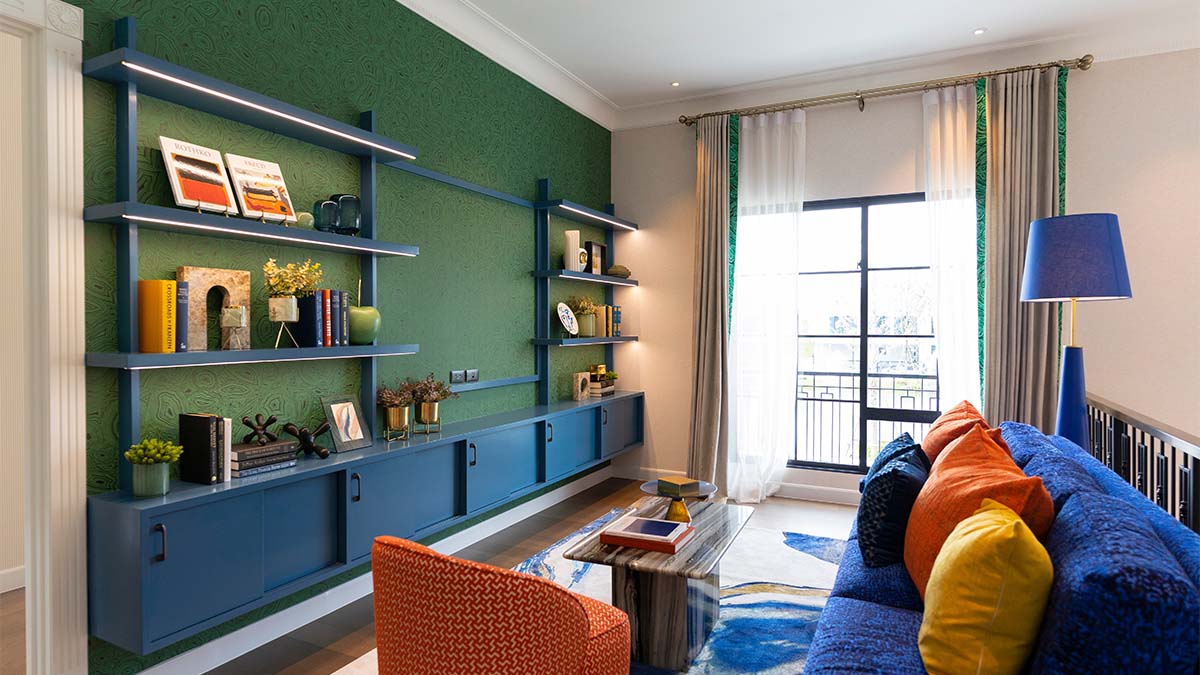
[219,305,249,349]
[294,211,314,229]
[563,230,586,272]
[240,413,279,446]
[330,194,361,235]
[556,302,579,337]
[411,373,458,435]
[572,372,590,401]
[590,370,618,398]
[176,266,251,352]
[312,199,340,232]
[613,304,622,337]
[321,395,372,452]
[585,241,608,275]
[568,296,600,337]
[137,279,177,354]
[263,258,323,348]
[377,380,414,442]
[124,438,184,498]
[224,153,297,223]
[158,136,238,214]
[606,265,631,279]
[283,421,331,459]
[348,279,381,345]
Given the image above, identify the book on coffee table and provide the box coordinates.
[657,475,701,497]
[600,515,695,554]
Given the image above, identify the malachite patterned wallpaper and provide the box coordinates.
[77,0,611,670]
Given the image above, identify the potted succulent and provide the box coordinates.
[377,379,415,440]
[125,438,184,497]
[411,373,459,427]
[569,295,601,338]
[262,258,323,324]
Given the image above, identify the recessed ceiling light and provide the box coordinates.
[671,82,680,87]
[973,27,987,36]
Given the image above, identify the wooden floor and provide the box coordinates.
[205,477,647,675]
[0,589,23,675]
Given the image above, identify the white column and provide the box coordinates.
[0,0,87,672]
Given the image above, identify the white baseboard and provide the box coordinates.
[140,467,614,675]
[612,465,687,481]
[775,482,861,506]
[0,566,23,593]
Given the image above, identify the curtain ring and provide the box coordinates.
[856,93,865,112]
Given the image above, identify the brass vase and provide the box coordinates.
[384,405,410,441]
[414,401,442,434]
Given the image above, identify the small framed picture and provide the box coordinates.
[585,241,608,275]
[321,395,372,452]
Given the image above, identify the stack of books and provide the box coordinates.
[589,378,616,398]
[296,289,352,348]
[229,439,299,479]
[599,515,696,554]
[657,476,701,498]
[590,305,622,337]
[179,413,298,484]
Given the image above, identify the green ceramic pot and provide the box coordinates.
[132,463,170,497]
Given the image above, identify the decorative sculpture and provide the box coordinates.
[176,266,252,351]
[284,421,331,459]
[241,413,278,445]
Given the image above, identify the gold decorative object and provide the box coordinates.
[384,405,410,442]
[664,498,692,523]
[414,401,441,435]
[177,266,251,351]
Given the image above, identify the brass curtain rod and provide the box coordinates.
[678,54,1093,125]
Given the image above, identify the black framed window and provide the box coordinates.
[791,192,941,472]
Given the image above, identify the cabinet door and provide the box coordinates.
[466,424,539,513]
[263,474,341,591]
[545,409,598,480]
[601,396,643,457]
[348,443,462,561]
[144,493,264,642]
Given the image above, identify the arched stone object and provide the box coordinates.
[176,266,251,351]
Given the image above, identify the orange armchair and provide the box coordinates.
[372,536,630,675]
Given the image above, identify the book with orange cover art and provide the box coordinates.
[224,152,297,223]
[158,136,238,214]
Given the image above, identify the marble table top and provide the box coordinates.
[563,496,754,580]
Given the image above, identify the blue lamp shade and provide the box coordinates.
[1020,213,1132,302]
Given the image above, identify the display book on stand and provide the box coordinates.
[135,280,353,353]
[178,414,298,483]
[599,514,696,554]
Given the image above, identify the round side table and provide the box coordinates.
[640,480,718,523]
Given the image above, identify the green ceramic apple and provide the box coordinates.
[348,305,381,344]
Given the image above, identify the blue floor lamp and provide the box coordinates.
[1020,213,1132,450]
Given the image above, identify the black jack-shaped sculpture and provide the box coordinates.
[241,413,278,445]
[284,421,331,459]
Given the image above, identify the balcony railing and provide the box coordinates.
[794,370,939,467]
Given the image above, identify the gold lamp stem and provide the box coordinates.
[1069,297,1077,347]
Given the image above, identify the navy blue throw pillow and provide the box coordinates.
[856,445,930,568]
[859,432,916,494]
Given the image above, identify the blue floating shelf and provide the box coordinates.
[531,336,638,347]
[84,202,419,257]
[85,344,420,370]
[533,270,638,287]
[536,199,639,231]
[83,47,419,162]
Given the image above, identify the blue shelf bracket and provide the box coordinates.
[603,203,616,369]
[115,16,139,491]
[359,110,379,439]
[535,179,551,405]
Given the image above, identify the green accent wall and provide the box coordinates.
[76,1,611,670]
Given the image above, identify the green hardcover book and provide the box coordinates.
[657,475,700,497]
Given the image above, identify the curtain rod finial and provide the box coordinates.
[679,114,694,126]
[1078,54,1094,70]
[856,93,865,112]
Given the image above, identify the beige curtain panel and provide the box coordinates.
[687,115,732,490]
[983,68,1063,430]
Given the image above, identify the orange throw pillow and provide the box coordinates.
[904,424,1054,598]
[923,400,987,464]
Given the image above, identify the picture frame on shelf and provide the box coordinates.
[224,153,298,223]
[585,241,607,275]
[321,395,372,453]
[158,136,238,214]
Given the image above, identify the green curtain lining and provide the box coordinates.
[975,78,987,402]
[727,114,740,332]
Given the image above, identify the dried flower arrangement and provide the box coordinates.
[377,380,416,408]
[410,373,459,403]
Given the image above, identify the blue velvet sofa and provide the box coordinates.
[805,422,1200,675]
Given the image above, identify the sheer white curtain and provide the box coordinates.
[923,85,982,410]
[728,110,806,503]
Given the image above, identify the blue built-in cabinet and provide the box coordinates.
[88,392,644,655]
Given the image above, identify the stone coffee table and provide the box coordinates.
[563,495,754,671]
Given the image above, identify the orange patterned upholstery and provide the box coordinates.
[372,536,630,675]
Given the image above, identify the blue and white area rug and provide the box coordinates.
[514,509,847,674]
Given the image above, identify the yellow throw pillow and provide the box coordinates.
[918,498,1053,675]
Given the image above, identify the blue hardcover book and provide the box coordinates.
[330,289,342,347]
[297,293,324,347]
[175,281,189,352]
[340,291,350,346]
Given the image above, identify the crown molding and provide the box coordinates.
[396,0,620,130]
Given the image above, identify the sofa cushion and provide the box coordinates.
[804,597,926,675]
[831,535,924,612]
[1000,421,1067,468]
[920,499,1053,675]
[1022,450,1103,512]
[1030,492,1200,675]
[905,424,1055,597]
[923,400,986,464]
[859,432,918,493]
[857,446,930,567]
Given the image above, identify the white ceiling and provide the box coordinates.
[399,0,1200,128]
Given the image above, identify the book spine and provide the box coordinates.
[232,459,297,478]
[175,281,189,352]
[137,280,176,353]
[297,294,322,347]
[231,440,298,461]
[223,417,232,483]
[606,305,613,337]
[330,289,342,347]
[340,291,350,346]
[613,305,621,337]
[231,452,298,469]
[322,289,332,347]
[179,414,219,484]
